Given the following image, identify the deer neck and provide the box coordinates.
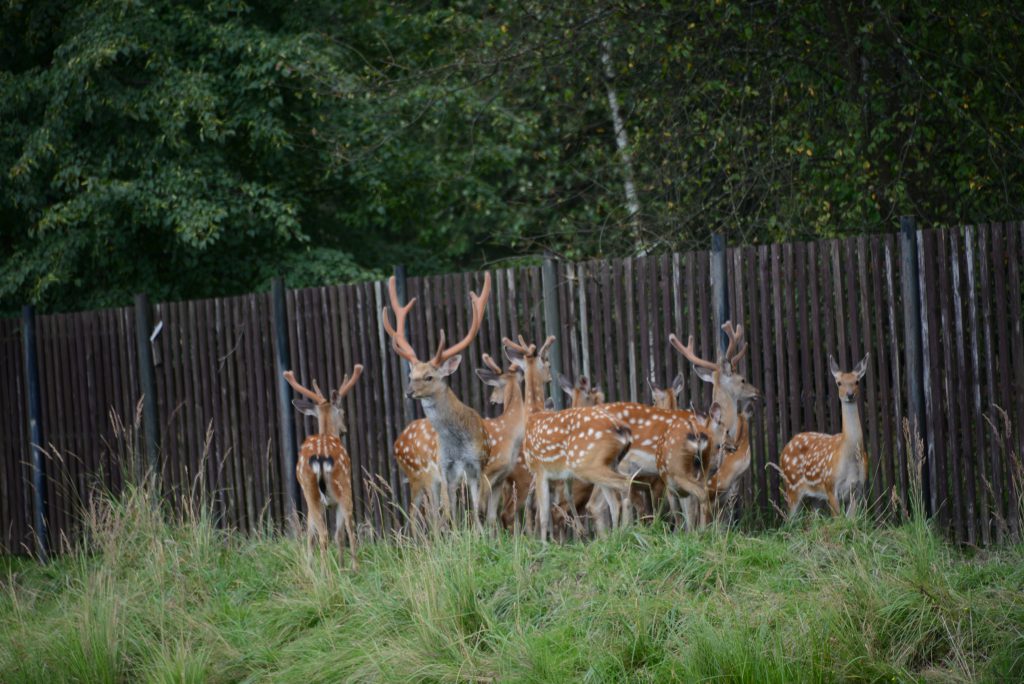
[500,378,525,426]
[840,399,863,448]
[712,385,740,439]
[419,386,478,441]
[523,365,546,414]
[316,405,334,437]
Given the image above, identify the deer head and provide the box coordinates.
[558,373,604,408]
[475,353,522,406]
[648,372,685,409]
[829,353,869,403]
[503,335,555,411]
[283,365,364,436]
[382,273,491,401]
[670,321,761,406]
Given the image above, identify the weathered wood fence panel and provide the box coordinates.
[1,223,1022,552]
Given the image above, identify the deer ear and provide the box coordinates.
[693,366,715,384]
[558,374,575,396]
[672,372,686,396]
[330,389,344,408]
[475,367,502,386]
[854,353,869,379]
[437,355,462,377]
[292,398,318,417]
[829,354,841,379]
[708,402,723,424]
[504,345,526,370]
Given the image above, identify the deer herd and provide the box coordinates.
[282,272,871,565]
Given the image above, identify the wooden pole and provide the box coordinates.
[393,265,417,423]
[541,257,565,409]
[711,233,730,357]
[21,306,48,562]
[271,277,299,534]
[133,294,161,480]
[899,215,931,515]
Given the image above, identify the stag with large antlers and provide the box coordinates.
[670,321,761,517]
[284,365,363,569]
[505,336,633,542]
[382,273,492,528]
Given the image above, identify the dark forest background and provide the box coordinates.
[2,0,1022,313]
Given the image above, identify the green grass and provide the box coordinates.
[1,486,1022,683]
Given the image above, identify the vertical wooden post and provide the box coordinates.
[541,257,565,409]
[21,306,48,562]
[133,295,161,480]
[711,233,730,357]
[393,265,416,423]
[899,215,931,514]
[271,277,299,534]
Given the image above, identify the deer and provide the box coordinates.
[656,402,727,529]
[283,365,363,569]
[649,372,686,410]
[774,354,869,517]
[391,353,523,529]
[558,373,605,408]
[669,321,761,520]
[475,353,526,527]
[382,272,492,529]
[391,419,441,526]
[505,336,633,542]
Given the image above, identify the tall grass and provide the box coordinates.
[1,422,1022,682]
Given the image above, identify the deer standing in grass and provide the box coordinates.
[656,402,728,529]
[284,366,363,569]
[393,353,526,529]
[506,336,633,542]
[670,322,761,520]
[382,273,492,529]
[775,354,869,517]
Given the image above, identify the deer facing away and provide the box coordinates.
[284,366,363,569]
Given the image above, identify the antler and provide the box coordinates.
[669,333,719,371]
[503,335,536,357]
[481,353,503,375]
[382,276,420,363]
[431,272,492,364]
[336,364,364,398]
[721,321,748,365]
[283,370,325,404]
[538,335,556,359]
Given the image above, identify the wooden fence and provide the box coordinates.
[2,220,1022,553]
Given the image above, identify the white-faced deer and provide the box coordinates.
[382,273,492,528]
[393,353,523,529]
[656,402,727,529]
[775,354,869,517]
[649,372,685,410]
[505,336,633,542]
[284,366,363,569]
[670,321,761,514]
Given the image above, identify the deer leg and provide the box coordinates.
[826,489,842,516]
[467,474,484,532]
[535,471,552,543]
[343,505,358,570]
[485,475,502,529]
[300,482,328,551]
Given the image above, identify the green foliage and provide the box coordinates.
[2,1,1022,312]
[1,484,1023,682]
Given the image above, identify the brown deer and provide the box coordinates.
[656,402,727,529]
[382,273,492,528]
[505,336,633,542]
[391,419,441,525]
[670,321,761,515]
[775,354,869,517]
[283,366,363,569]
[475,353,526,527]
[649,372,686,410]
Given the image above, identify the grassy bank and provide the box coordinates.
[1,487,1022,683]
